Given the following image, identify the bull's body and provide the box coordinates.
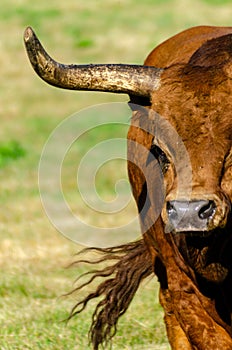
[25,26,232,349]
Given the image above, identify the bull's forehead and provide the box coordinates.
[151,64,232,160]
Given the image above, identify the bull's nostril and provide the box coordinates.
[198,200,216,220]
[167,201,178,219]
[167,202,172,212]
[167,201,174,213]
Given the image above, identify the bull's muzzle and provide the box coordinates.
[166,200,216,232]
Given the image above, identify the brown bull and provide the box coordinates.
[24,25,232,349]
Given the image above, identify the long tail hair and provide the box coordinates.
[68,238,153,350]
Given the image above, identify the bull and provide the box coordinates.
[24,25,232,349]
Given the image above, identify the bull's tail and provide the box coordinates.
[68,239,153,350]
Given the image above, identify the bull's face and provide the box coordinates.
[141,36,232,282]
[153,64,232,234]
[24,27,232,283]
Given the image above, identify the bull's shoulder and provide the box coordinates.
[145,25,232,68]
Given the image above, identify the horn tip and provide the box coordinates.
[24,26,35,43]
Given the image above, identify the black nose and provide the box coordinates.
[166,200,216,232]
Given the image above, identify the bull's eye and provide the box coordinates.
[149,145,170,173]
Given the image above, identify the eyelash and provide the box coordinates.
[149,145,170,173]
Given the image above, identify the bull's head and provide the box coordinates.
[24,27,232,283]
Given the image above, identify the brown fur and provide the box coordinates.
[71,26,232,349]
[69,241,153,349]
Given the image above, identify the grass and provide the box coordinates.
[1,0,232,349]
[0,141,25,168]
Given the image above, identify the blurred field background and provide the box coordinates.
[1,0,232,349]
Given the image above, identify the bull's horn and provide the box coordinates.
[24,27,163,98]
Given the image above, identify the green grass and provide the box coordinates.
[1,0,232,349]
[0,141,25,168]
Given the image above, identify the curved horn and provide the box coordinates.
[24,27,163,98]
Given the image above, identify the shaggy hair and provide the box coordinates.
[67,239,153,350]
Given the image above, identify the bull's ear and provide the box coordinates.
[24,27,163,98]
[128,96,152,114]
